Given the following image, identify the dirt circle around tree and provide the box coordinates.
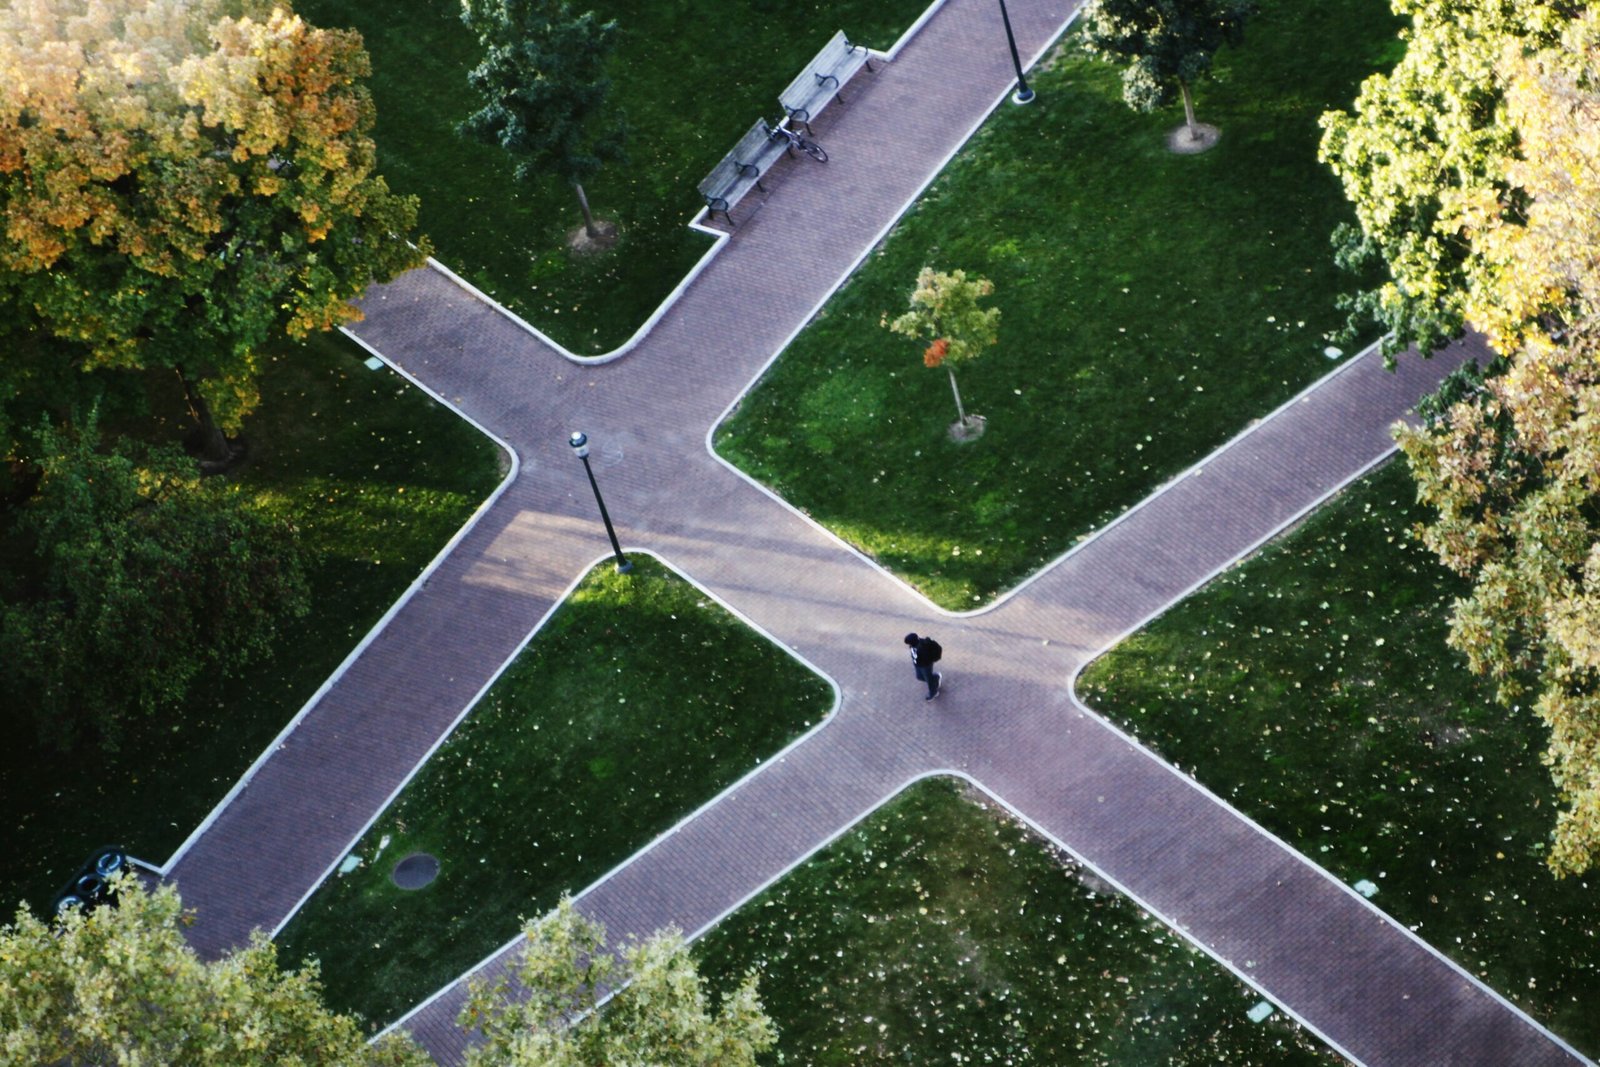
[1166,123,1221,154]
[948,414,987,443]
[391,852,440,890]
[567,220,620,256]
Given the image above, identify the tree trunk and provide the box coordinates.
[947,367,969,427]
[1180,80,1199,141]
[573,182,600,239]
[177,370,236,470]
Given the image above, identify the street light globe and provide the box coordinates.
[569,431,590,458]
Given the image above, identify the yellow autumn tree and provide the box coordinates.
[1316,0,1577,357]
[0,0,426,465]
[1395,7,1600,875]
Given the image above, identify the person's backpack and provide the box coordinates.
[922,637,942,664]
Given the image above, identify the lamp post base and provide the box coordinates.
[1011,86,1035,105]
[615,558,634,574]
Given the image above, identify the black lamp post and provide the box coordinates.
[997,0,1035,105]
[569,431,632,573]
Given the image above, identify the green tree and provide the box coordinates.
[0,0,427,466]
[1079,0,1258,142]
[0,875,428,1066]
[888,267,1001,435]
[0,329,137,494]
[460,897,776,1066]
[0,415,309,750]
[1394,9,1600,875]
[1317,0,1578,357]
[459,0,626,240]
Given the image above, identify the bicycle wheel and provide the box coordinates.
[803,139,828,163]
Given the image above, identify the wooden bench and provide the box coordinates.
[779,30,876,133]
[697,118,789,225]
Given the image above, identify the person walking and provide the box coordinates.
[904,632,942,701]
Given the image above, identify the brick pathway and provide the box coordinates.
[162,0,1586,1064]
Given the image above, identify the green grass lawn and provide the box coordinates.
[291,0,931,355]
[715,0,1403,609]
[695,777,1336,1065]
[0,332,503,916]
[1078,460,1600,1056]
[274,556,833,1026]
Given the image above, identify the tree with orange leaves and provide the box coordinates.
[0,0,425,466]
[887,267,1000,437]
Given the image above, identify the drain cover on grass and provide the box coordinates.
[391,852,440,890]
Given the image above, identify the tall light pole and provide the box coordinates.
[997,0,1035,105]
[569,431,632,573]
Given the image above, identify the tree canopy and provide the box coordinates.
[459,0,626,238]
[1390,6,1600,875]
[0,0,426,461]
[0,414,309,750]
[1,881,774,1064]
[0,874,427,1066]
[460,897,776,1066]
[1079,0,1258,139]
[1318,0,1580,356]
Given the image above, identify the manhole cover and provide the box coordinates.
[391,852,440,890]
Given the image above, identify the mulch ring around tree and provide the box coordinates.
[567,220,620,256]
[1167,122,1221,154]
[948,414,987,443]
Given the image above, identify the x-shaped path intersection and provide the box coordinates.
[165,1,1585,1062]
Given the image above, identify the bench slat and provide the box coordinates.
[698,118,788,218]
[779,30,871,123]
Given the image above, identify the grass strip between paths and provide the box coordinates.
[1079,460,1600,1057]
[716,0,1402,609]
[292,0,932,355]
[275,555,833,1026]
[0,332,504,915]
[696,777,1337,1065]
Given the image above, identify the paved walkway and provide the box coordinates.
[163,0,1585,1064]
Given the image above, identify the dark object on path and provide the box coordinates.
[904,632,943,701]
[392,852,441,890]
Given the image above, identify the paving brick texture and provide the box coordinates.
[162,0,1585,1064]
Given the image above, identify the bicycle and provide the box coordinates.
[768,121,828,163]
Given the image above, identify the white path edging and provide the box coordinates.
[157,0,1029,982]
[154,332,520,877]
[699,0,1415,623]
[378,767,1360,1063]
[263,548,593,943]
[422,211,727,367]
[371,548,843,1041]
[660,766,1374,1067]
[1058,702,1594,1066]
[711,325,1389,620]
[880,0,954,60]
[412,0,951,367]
[390,738,1587,1067]
[1058,455,1593,1065]
[143,0,1571,1056]
[704,5,1084,620]
[374,358,1588,1064]
[279,547,842,945]
[934,772,1368,1067]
